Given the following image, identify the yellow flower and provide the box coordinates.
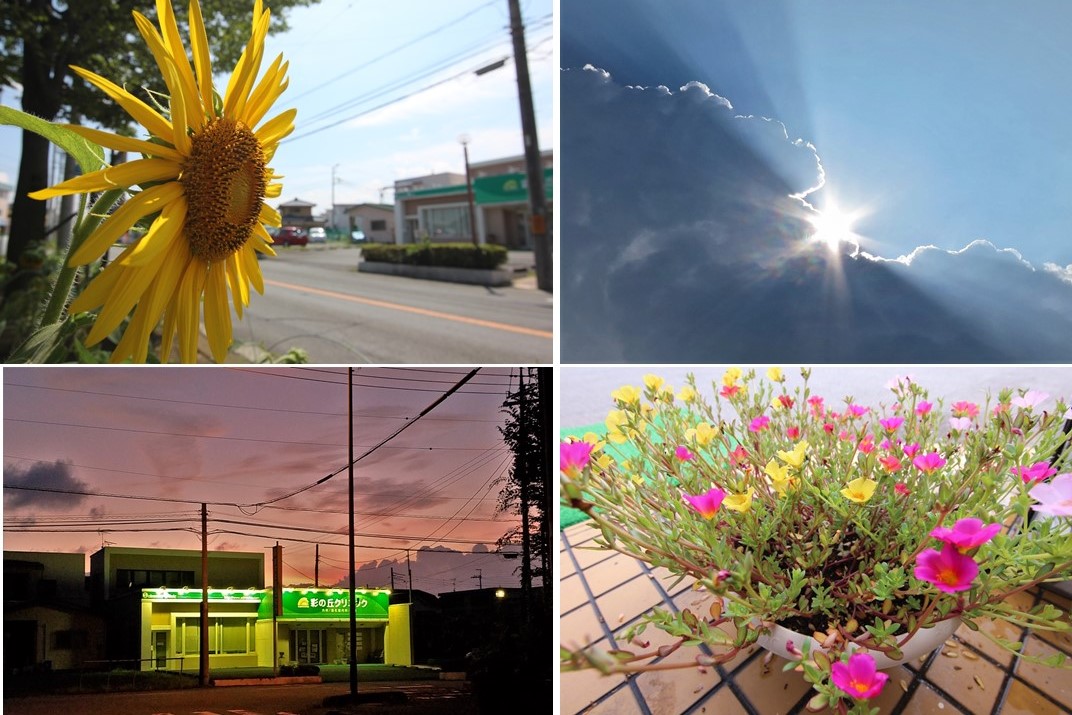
[722,367,743,387]
[605,409,629,443]
[678,385,697,403]
[770,395,785,411]
[767,367,785,383]
[686,422,719,446]
[841,477,878,504]
[723,491,754,513]
[611,385,641,405]
[582,432,606,451]
[764,459,795,495]
[594,453,614,470]
[643,374,664,391]
[777,440,809,469]
[29,0,292,363]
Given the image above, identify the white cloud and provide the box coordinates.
[1044,262,1072,285]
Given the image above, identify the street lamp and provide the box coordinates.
[458,134,478,247]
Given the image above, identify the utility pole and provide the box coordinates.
[331,163,341,231]
[200,503,209,686]
[390,567,395,591]
[347,368,358,697]
[537,367,552,613]
[517,368,532,623]
[472,569,483,590]
[459,135,479,246]
[406,549,414,664]
[507,0,551,292]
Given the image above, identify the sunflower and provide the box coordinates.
[29,0,294,363]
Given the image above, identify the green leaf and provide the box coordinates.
[0,106,105,175]
[6,313,96,363]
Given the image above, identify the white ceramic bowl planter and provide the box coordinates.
[756,616,961,669]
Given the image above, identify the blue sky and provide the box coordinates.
[1,0,553,215]
[562,0,1072,266]
[560,0,1072,362]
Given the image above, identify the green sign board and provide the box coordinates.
[473,169,553,205]
[258,589,391,621]
[142,588,260,603]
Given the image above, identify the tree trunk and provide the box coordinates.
[8,129,53,267]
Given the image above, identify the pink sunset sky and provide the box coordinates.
[3,366,530,593]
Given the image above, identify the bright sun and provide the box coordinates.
[807,204,858,251]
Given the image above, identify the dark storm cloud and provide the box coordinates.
[4,460,89,509]
[560,67,1072,363]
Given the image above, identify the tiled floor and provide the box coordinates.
[560,522,1072,715]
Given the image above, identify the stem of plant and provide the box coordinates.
[38,188,125,329]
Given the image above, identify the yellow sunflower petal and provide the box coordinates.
[258,202,281,228]
[126,194,186,266]
[60,124,182,162]
[69,247,134,317]
[131,11,197,136]
[28,158,180,200]
[70,66,173,140]
[188,0,215,117]
[68,181,184,266]
[241,54,286,127]
[254,107,297,146]
[240,244,265,294]
[224,252,248,319]
[111,235,190,363]
[264,182,282,199]
[176,259,208,363]
[203,261,232,362]
[155,0,202,129]
[224,10,270,118]
[86,245,173,345]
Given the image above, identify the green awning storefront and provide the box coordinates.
[473,169,552,205]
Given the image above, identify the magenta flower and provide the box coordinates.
[916,401,934,415]
[830,653,889,700]
[560,441,594,476]
[949,417,973,431]
[879,438,896,452]
[1011,462,1058,485]
[930,517,1001,552]
[749,415,771,433]
[913,452,947,474]
[675,445,696,461]
[846,404,868,418]
[951,401,980,418]
[894,482,911,496]
[914,547,979,593]
[879,416,905,432]
[823,422,835,434]
[683,487,726,520]
[903,442,921,458]
[1030,473,1072,516]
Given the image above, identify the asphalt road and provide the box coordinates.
[2,681,475,715]
[229,245,553,364]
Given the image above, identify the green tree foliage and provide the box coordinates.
[0,0,317,264]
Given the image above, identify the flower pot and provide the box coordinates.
[756,617,961,669]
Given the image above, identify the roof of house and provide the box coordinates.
[278,198,316,207]
[345,203,394,213]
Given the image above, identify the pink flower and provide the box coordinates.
[729,445,748,465]
[913,452,947,474]
[951,401,979,418]
[830,653,888,700]
[930,518,1001,552]
[903,443,921,458]
[749,415,771,433]
[879,416,905,432]
[675,445,696,461]
[879,455,902,472]
[838,430,852,442]
[807,396,825,414]
[993,403,1010,416]
[1011,462,1058,485]
[859,437,875,454]
[1011,391,1049,409]
[879,438,896,452]
[786,426,801,440]
[916,401,934,415]
[846,404,868,418]
[683,487,726,520]
[720,384,742,398]
[949,417,973,431]
[914,547,979,593]
[823,422,835,434]
[894,482,911,496]
[1030,474,1072,517]
[560,441,594,476]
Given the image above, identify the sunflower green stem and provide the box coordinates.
[39,188,126,329]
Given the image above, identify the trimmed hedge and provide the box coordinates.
[361,242,508,270]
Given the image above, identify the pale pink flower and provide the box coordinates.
[949,417,973,431]
[1011,391,1049,409]
[1030,474,1072,516]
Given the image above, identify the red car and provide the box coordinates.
[274,226,308,247]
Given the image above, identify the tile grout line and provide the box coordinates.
[989,589,1042,715]
[561,529,654,715]
[888,646,947,715]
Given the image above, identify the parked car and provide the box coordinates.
[350,230,367,243]
[307,226,327,243]
[275,226,308,247]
